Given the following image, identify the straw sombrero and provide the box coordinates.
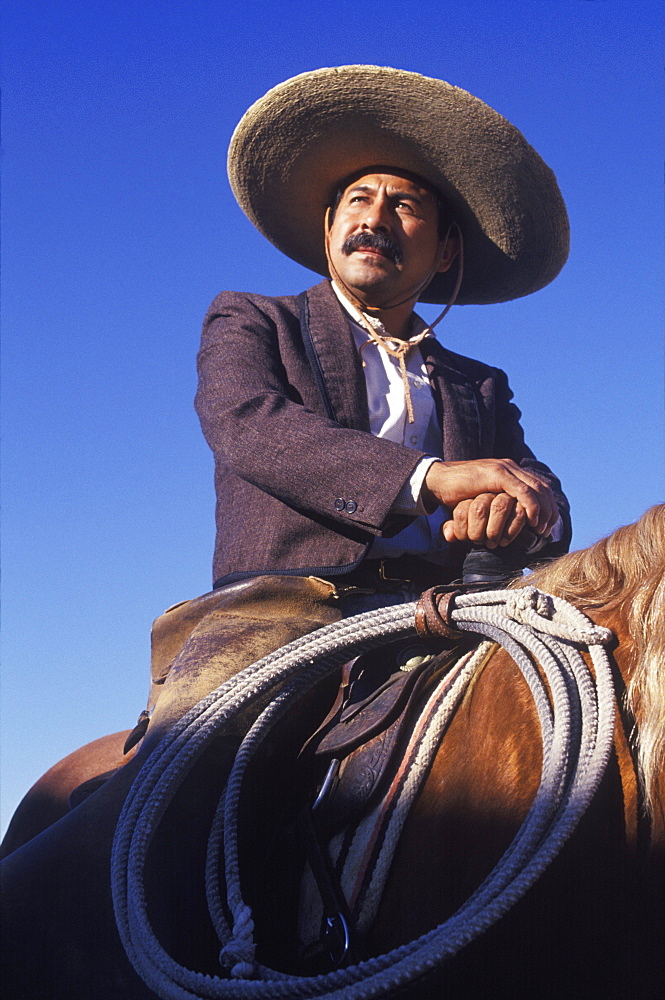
[227,65,569,305]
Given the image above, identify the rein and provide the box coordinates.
[111,586,616,999]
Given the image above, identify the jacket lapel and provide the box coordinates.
[304,281,370,431]
[420,337,483,460]
[303,282,483,458]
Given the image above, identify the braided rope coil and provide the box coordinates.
[111,588,616,999]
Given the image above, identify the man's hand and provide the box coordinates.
[423,459,559,547]
[441,493,528,548]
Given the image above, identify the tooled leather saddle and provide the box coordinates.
[297,587,476,966]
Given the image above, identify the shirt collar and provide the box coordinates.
[330,280,429,344]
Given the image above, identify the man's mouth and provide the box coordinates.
[341,232,403,265]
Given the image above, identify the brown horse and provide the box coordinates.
[1,508,664,999]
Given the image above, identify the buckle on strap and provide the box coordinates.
[297,803,356,969]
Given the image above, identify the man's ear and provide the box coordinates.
[436,235,461,273]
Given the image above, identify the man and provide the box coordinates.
[0,71,573,989]
[196,66,571,603]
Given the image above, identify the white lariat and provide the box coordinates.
[111,586,616,999]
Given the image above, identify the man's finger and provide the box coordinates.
[444,494,523,548]
[442,498,474,542]
[442,517,459,543]
[504,468,558,535]
[499,503,528,545]
[465,493,497,544]
[482,493,517,548]
[492,474,559,537]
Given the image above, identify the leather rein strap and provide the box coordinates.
[414,586,462,641]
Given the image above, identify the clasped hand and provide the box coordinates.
[423,458,559,550]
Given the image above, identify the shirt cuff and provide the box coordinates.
[391,457,441,516]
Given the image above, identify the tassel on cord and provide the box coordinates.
[218,903,257,979]
[356,319,431,423]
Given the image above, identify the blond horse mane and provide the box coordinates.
[519,504,665,821]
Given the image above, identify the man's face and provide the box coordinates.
[327,171,454,307]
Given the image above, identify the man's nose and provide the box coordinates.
[361,199,391,232]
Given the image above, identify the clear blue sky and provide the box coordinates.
[2,0,663,835]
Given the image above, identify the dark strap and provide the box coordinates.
[415,587,463,640]
[296,807,356,968]
[311,655,435,759]
[332,555,457,593]
[414,581,505,640]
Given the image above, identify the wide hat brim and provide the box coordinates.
[228,65,569,305]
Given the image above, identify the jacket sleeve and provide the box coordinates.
[495,367,570,548]
[194,292,426,538]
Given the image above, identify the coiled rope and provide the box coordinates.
[111,587,616,999]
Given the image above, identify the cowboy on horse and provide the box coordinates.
[5,67,617,1000]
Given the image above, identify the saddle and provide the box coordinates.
[303,638,471,830]
[297,622,473,968]
[301,583,486,832]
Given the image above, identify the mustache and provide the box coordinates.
[341,232,403,265]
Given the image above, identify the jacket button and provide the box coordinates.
[334,498,345,511]
[345,500,357,514]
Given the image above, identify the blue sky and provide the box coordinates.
[2,0,663,835]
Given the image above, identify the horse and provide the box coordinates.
[1,506,663,999]
[364,504,665,998]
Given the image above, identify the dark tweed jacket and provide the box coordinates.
[195,280,571,587]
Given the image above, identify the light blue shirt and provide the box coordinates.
[332,283,453,566]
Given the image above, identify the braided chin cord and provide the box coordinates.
[111,587,616,999]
